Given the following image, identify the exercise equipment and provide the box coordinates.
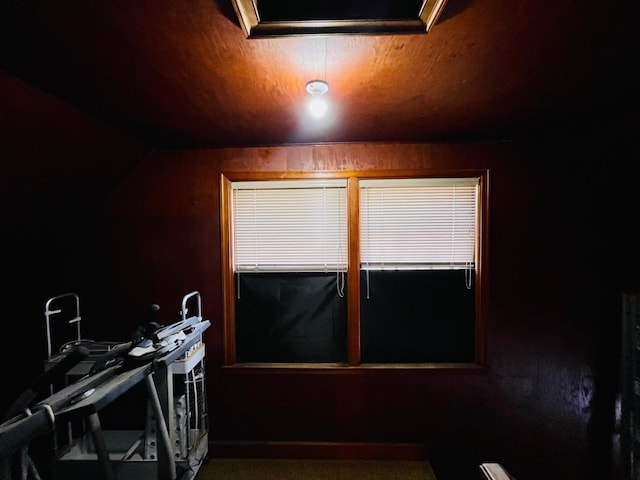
[0,291,210,480]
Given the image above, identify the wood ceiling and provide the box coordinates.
[0,0,635,152]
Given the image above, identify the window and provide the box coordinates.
[231,0,449,38]
[220,170,488,367]
[231,179,348,363]
[359,178,478,363]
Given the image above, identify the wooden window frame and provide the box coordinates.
[220,169,489,369]
[230,0,449,38]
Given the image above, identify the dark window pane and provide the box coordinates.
[258,0,421,21]
[235,272,347,363]
[360,269,475,363]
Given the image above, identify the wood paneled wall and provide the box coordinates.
[3,139,636,480]
[94,141,633,479]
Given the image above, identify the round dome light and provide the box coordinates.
[305,80,329,96]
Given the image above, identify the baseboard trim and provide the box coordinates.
[209,441,428,461]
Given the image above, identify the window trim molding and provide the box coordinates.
[230,0,449,38]
[220,169,490,369]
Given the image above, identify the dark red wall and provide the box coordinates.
[92,141,635,480]
[2,136,636,480]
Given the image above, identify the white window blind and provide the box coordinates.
[232,179,348,272]
[360,177,478,270]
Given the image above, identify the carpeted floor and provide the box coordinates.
[194,458,437,480]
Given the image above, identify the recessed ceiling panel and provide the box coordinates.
[231,0,449,37]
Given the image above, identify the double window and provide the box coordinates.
[220,170,488,367]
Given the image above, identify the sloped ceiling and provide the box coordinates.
[0,0,636,152]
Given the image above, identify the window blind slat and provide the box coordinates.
[360,179,478,269]
[233,182,347,272]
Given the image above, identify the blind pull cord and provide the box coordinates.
[366,268,370,299]
[337,270,345,298]
[465,261,473,290]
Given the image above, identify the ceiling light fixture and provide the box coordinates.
[305,80,329,118]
